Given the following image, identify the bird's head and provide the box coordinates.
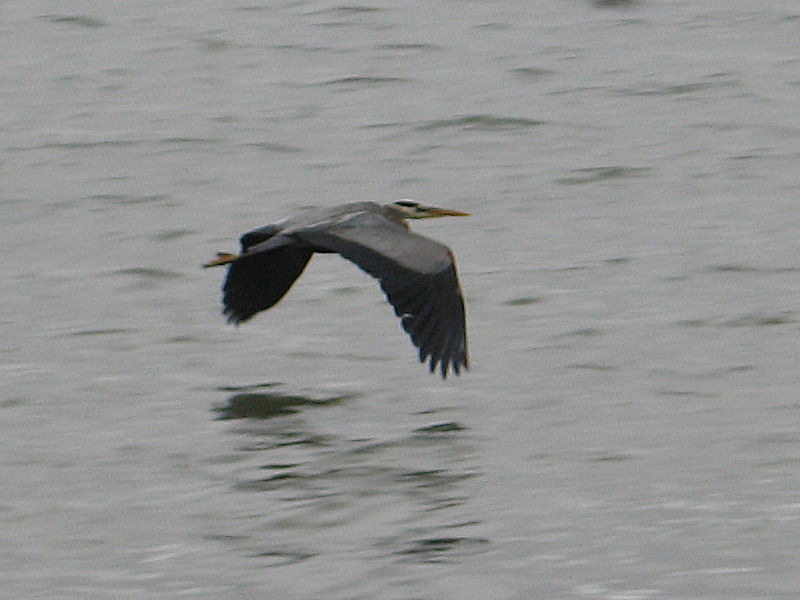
[388,199,470,220]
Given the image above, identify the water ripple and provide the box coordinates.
[309,5,384,15]
[105,267,182,280]
[504,296,544,306]
[677,314,791,332]
[703,264,798,274]
[87,193,170,205]
[398,536,490,563]
[413,422,466,434]
[238,142,302,153]
[555,166,651,185]
[378,43,442,52]
[510,67,556,79]
[416,115,545,132]
[65,328,134,338]
[41,15,106,28]
[318,76,408,87]
[721,312,795,327]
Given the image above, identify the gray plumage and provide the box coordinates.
[204,200,470,377]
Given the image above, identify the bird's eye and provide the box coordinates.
[394,200,418,208]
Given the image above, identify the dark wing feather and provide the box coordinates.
[295,212,468,377]
[222,237,312,324]
[239,224,281,252]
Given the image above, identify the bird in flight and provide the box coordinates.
[204,200,470,377]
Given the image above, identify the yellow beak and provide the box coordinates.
[428,207,471,217]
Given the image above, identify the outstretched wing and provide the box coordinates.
[294,211,468,377]
[222,236,312,324]
[238,223,282,252]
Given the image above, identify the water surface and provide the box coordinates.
[3,1,800,598]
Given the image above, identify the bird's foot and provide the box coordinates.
[203,252,239,268]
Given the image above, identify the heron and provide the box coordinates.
[204,200,470,377]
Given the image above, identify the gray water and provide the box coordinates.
[3,1,800,598]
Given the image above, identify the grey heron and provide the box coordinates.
[204,200,470,377]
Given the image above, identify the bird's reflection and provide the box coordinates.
[214,387,352,420]
[209,384,486,566]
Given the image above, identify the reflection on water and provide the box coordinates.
[214,385,353,420]
[211,384,484,566]
[397,535,491,564]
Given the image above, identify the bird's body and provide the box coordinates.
[204,200,469,377]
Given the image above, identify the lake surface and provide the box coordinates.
[2,1,800,598]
